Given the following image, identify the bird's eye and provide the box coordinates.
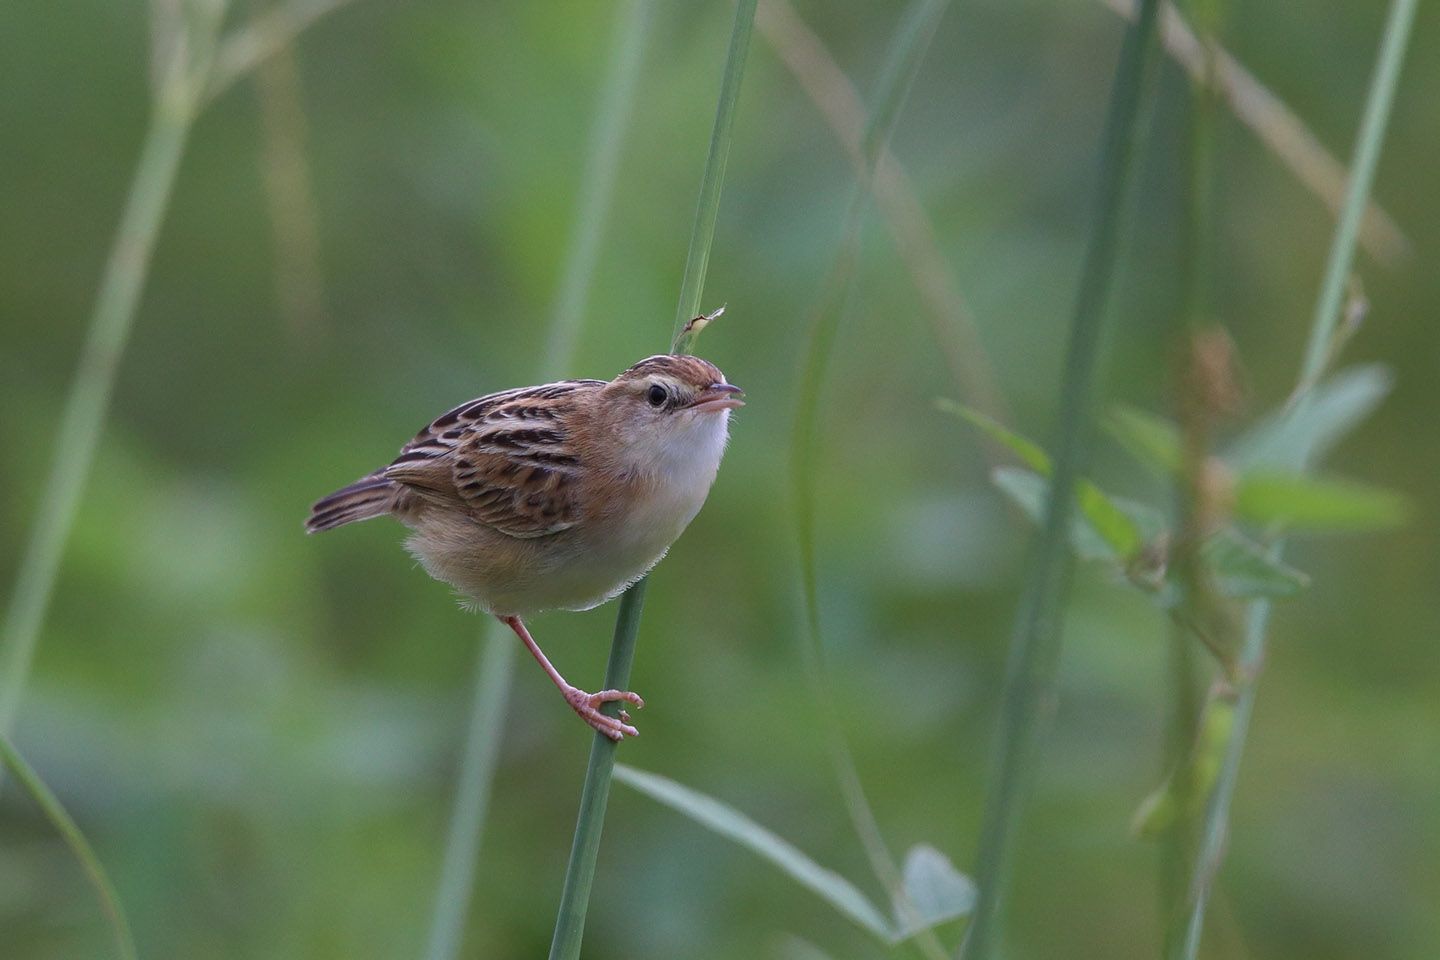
[647,384,668,408]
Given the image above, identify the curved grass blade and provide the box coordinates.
[786,6,955,958]
[0,0,230,742]
[1,737,137,960]
[944,401,1146,560]
[756,0,1007,422]
[1105,403,1184,477]
[614,764,897,941]
[544,0,654,376]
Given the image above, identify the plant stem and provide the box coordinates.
[1160,4,1221,946]
[423,6,654,957]
[1294,0,1416,399]
[1099,0,1409,266]
[0,1,228,741]
[1173,2,1418,956]
[784,2,954,956]
[959,2,1162,957]
[547,581,648,959]
[671,0,757,348]
[548,3,757,956]
[205,0,355,106]
[755,0,1007,424]
[1,736,137,960]
[423,626,515,960]
[544,0,653,376]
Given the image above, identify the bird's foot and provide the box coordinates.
[563,686,644,740]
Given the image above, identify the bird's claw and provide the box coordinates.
[564,687,644,740]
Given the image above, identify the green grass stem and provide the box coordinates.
[204,0,354,106]
[1159,3,1223,945]
[756,0,1007,424]
[1,736,137,960]
[423,6,654,956]
[958,2,1162,956]
[1293,0,1416,398]
[422,626,516,960]
[548,3,757,956]
[784,3,954,957]
[547,580,649,958]
[1172,2,1418,956]
[544,0,654,376]
[0,0,229,742]
[670,0,757,352]
[1100,0,1409,267]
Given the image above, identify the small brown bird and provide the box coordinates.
[307,355,743,739]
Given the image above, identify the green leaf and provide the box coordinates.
[993,467,1115,561]
[776,936,841,960]
[944,402,1147,559]
[614,764,897,942]
[1111,493,1169,546]
[991,467,1159,565]
[1227,364,1392,472]
[1131,692,1237,840]
[892,844,977,938]
[1201,529,1309,599]
[938,400,1049,473]
[1235,471,1409,532]
[1077,483,1145,560]
[1105,403,1184,476]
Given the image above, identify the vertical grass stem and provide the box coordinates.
[424,6,654,957]
[548,3,757,956]
[1174,2,1418,956]
[959,2,1162,956]
[784,3,954,956]
[671,0,757,345]
[547,580,648,958]
[422,626,516,960]
[0,2,228,740]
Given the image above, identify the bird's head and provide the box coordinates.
[597,354,744,477]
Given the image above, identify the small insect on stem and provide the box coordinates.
[672,304,726,354]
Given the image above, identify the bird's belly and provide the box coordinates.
[404,490,702,617]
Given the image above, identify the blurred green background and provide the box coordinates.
[2,1,1437,958]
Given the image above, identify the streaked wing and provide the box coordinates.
[383,380,600,538]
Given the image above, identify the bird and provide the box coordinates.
[306,354,743,740]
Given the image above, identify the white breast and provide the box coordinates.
[568,408,732,607]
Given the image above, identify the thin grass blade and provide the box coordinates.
[785,9,954,959]
[548,4,758,956]
[0,737,137,960]
[422,628,516,960]
[0,1,229,742]
[1173,2,1419,955]
[671,0,758,350]
[614,764,897,941]
[960,2,1163,956]
[423,7,654,956]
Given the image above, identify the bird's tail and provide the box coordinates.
[306,474,397,533]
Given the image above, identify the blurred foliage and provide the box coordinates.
[2,1,1438,958]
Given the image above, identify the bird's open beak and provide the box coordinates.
[688,381,745,413]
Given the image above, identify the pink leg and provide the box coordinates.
[500,615,644,740]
